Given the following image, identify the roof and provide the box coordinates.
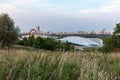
[60,36,103,47]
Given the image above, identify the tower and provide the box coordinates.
[36,26,40,34]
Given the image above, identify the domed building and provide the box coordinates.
[60,36,103,50]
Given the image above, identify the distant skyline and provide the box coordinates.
[0,0,120,33]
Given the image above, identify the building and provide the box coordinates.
[60,36,103,50]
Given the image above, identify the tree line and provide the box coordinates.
[17,36,74,51]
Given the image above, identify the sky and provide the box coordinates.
[0,0,120,33]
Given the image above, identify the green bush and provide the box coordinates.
[17,36,74,51]
[102,23,120,53]
[102,36,117,53]
[27,35,35,47]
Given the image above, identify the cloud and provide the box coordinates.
[0,0,119,32]
[110,0,120,4]
[0,0,53,13]
[80,0,120,14]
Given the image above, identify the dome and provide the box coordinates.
[60,36,103,47]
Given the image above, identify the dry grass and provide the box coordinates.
[0,49,120,80]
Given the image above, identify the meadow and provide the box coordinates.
[0,49,120,80]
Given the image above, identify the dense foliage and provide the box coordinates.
[0,13,19,48]
[102,23,120,53]
[17,36,74,51]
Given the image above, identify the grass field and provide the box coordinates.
[0,49,120,80]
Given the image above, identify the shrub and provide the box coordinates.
[102,36,117,53]
[17,36,74,51]
[102,23,120,53]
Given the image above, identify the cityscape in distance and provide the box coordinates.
[21,26,112,36]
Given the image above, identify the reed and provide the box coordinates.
[0,49,120,80]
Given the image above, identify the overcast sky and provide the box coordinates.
[0,0,120,33]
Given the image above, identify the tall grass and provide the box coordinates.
[0,49,120,80]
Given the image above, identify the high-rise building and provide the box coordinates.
[36,26,40,33]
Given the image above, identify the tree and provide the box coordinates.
[102,23,120,53]
[113,23,120,35]
[42,38,56,51]
[102,37,117,53]
[114,23,120,49]
[28,35,35,47]
[34,37,44,48]
[0,13,19,48]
